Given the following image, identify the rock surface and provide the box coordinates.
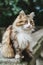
[0,28,43,65]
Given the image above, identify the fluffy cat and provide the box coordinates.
[1,10,35,59]
[11,10,35,58]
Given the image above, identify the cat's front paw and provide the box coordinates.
[15,54,21,59]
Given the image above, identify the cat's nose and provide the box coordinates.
[27,25,32,28]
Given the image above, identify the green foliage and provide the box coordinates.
[0,0,30,27]
[0,0,30,16]
[0,0,43,27]
[0,0,21,16]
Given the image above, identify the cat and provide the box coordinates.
[11,10,35,58]
[1,10,35,59]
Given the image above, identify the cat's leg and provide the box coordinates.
[15,48,24,59]
[25,45,33,58]
[12,38,23,59]
[15,49,21,59]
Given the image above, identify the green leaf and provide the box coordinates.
[13,7,21,15]
[9,1,14,5]
[14,0,19,4]
[3,11,12,16]
[11,4,21,15]
[5,0,9,5]
[0,2,3,6]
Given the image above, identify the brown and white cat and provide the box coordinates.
[1,10,35,59]
[11,10,35,58]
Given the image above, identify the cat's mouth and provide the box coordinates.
[23,27,32,31]
[23,25,32,30]
[27,26,32,29]
[23,26,35,32]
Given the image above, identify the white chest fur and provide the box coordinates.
[16,32,32,50]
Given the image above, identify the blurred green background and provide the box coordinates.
[0,0,43,27]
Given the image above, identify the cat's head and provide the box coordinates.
[12,10,35,33]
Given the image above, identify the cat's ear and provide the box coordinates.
[19,10,25,15]
[27,12,35,19]
[19,10,26,19]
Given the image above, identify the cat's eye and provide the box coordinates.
[30,21,33,24]
[19,21,23,23]
[16,21,25,26]
[30,21,32,24]
[30,21,35,26]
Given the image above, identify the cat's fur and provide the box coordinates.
[1,10,35,58]
[1,25,15,57]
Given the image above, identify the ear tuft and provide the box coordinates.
[29,12,35,18]
[19,10,25,15]
[19,10,26,19]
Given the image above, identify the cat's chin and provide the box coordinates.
[31,29,35,32]
[24,27,35,32]
[23,28,33,33]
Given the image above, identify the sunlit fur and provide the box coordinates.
[1,25,15,57]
